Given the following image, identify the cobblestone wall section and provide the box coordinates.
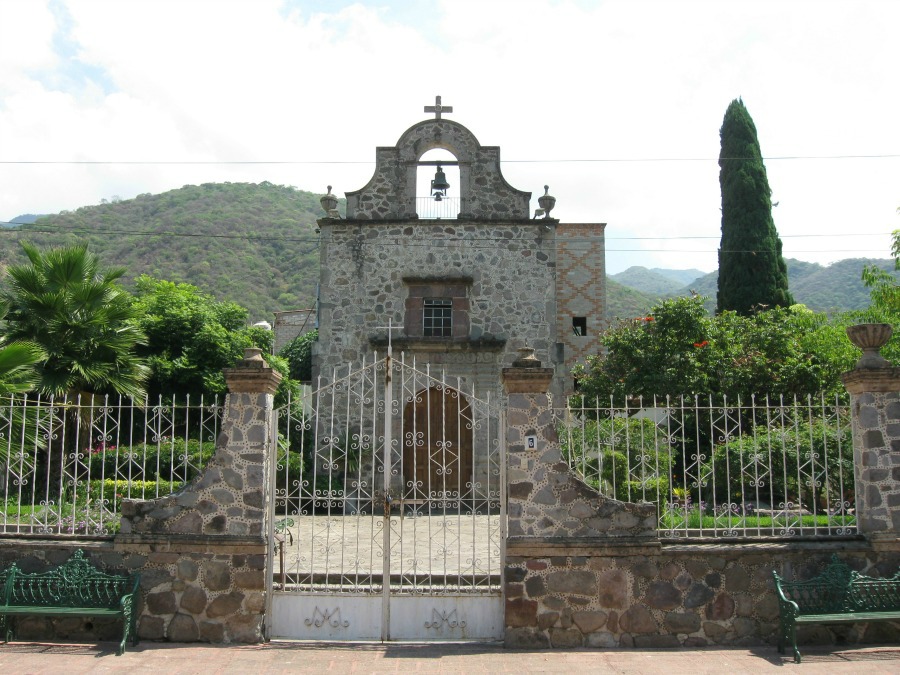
[345,119,530,220]
[843,368,900,535]
[120,390,273,538]
[505,389,656,539]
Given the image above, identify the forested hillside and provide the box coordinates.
[0,183,323,321]
[2,182,891,323]
[662,257,896,314]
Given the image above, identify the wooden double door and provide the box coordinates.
[402,386,473,501]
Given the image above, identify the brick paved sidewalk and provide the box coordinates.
[0,640,899,674]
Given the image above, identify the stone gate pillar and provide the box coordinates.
[501,349,656,648]
[118,348,282,643]
[842,356,900,546]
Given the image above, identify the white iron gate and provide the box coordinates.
[267,351,505,641]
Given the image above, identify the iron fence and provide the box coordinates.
[415,197,460,219]
[558,394,857,539]
[0,393,223,536]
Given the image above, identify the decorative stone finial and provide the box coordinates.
[512,347,541,368]
[847,323,893,369]
[320,186,339,215]
[243,348,265,363]
[538,185,556,219]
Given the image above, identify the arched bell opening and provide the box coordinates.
[416,148,460,220]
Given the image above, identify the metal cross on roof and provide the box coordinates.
[424,95,453,120]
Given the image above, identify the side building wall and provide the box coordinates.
[555,223,606,394]
[273,309,315,354]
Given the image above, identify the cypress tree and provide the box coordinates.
[717,98,793,315]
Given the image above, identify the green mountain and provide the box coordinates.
[609,267,687,296]
[606,279,658,320]
[656,258,896,314]
[3,183,892,325]
[1,182,324,321]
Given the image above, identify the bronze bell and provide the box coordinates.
[431,164,450,201]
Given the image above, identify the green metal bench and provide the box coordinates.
[0,549,140,655]
[773,554,900,663]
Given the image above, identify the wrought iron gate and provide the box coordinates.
[267,351,505,640]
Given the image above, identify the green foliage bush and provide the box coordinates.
[279,330,318,383]
[87,478,184,511]
[699,415,853,509]
[559,416,672,502]
[86,438,216,483]
[576,295,858,403]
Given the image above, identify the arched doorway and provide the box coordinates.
[402,385,473,501]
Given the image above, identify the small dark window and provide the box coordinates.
[424,298,453,337]
[573,317,587,336]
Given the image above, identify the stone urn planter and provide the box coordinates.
[846,323,893,369]
[320,185,339,215]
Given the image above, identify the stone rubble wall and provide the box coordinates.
[316,219,564,396]
[502,359,900,651]
[844,382,900,534]
[0,538,266,644]
[505,541,900,648]
[0,355,280,646]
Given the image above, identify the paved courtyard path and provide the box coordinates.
[0,641,899,674]
[278,513,501,579]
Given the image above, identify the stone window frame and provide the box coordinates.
[404,276,471,340]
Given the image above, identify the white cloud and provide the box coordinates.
[0,0,897,273]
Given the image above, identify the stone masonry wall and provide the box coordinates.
[505,387,656,539]
[316,219,564,396]
[0,537,266,644]
[505,540,900,648]
[121,390,271,538]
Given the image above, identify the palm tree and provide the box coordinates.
[0,339,44,395]
[1,243,148,398]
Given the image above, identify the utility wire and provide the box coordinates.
[2,154,899,165]
[0,221,892,241]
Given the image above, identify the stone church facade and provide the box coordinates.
[312,100,606,402]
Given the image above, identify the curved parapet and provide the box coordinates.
[345,118,531,220]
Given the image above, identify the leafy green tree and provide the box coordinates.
[717,99,793,315]
[859,226,899,317]
[575,295,854,402]
[132,276,279,397]
[279,329,318,383]
[131,276,297,403]
[0,243,148,397]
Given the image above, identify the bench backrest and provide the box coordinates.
[777,555,900,615]
[2,550,137,609]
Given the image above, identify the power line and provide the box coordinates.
[2,154,899,165]
[1,220,893,240]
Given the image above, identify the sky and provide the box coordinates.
[0,0,898,275]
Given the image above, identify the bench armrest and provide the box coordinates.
[772,571,800,619]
